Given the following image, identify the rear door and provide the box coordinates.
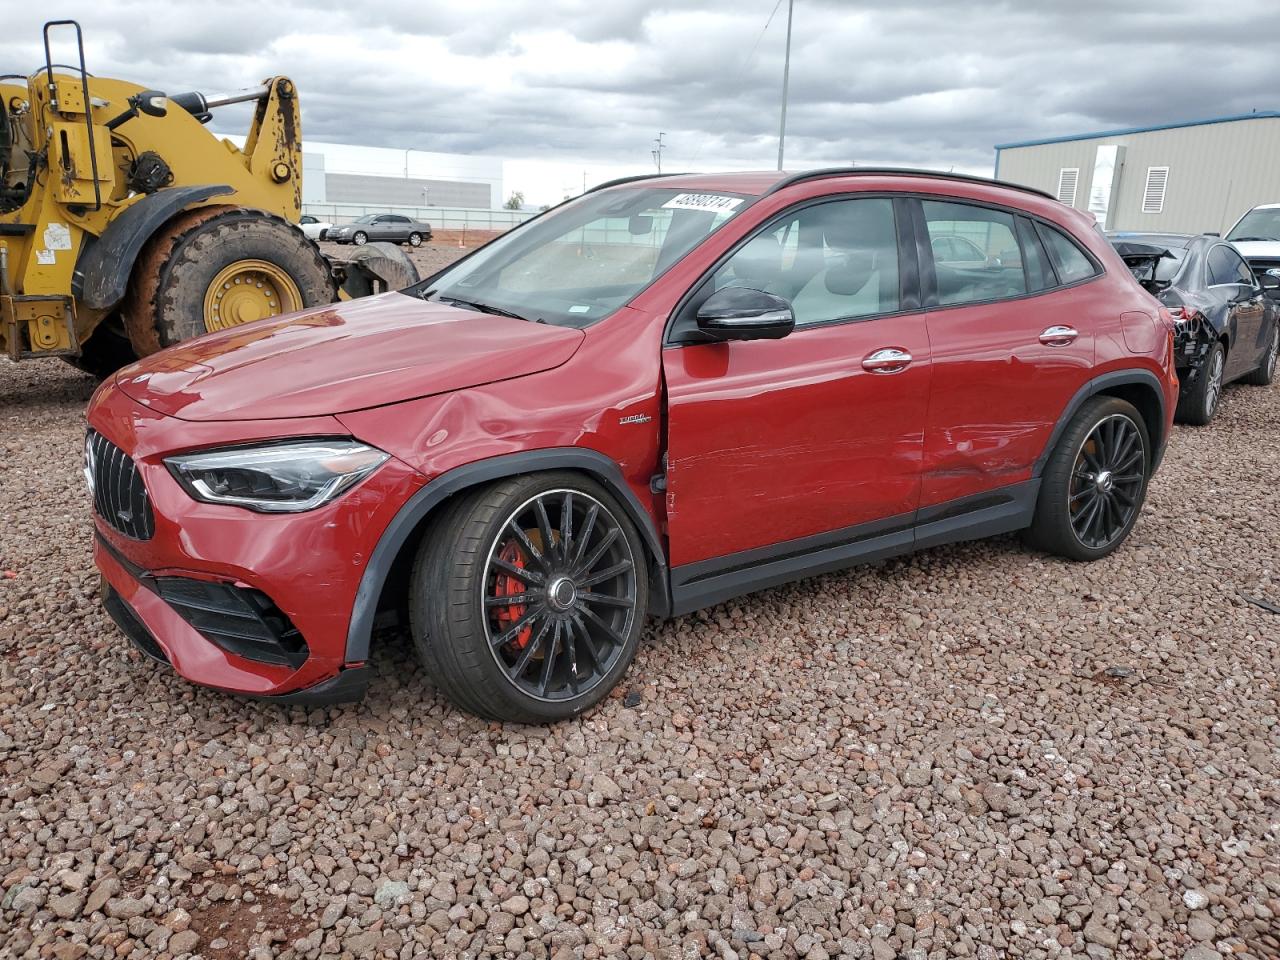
[915,199,1097,508]
[1207,243,1266,378]
[385,215,409,241]
[662,195,930,570]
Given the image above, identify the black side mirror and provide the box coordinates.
[695,287,795,342]
[1260,273,1280,297]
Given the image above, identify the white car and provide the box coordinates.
[298,214,333,241]
[1225,203,1280,277]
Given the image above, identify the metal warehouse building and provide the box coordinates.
[994,112,1280,234]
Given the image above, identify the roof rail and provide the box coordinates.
[586,172,689,193]
[766,167,1058,202]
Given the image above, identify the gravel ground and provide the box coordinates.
[1,285,1278,959]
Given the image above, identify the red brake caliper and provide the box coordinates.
[493,541,534,648]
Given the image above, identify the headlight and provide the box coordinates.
[165,440,388,513]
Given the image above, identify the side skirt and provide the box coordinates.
[667,479,1040,617]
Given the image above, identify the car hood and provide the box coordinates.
[114,292,585,422]
[1232,240,1280,258]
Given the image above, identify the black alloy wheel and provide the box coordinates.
[410,473,648,723]
[1202,346,1225,420]
[1068,414,1145,551]
[1177,340,1225,425]
[482,489,638,703]
[1024,395,1151,561]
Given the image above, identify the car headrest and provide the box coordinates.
[824,251,877,295]
[822,214,892,253]
[730,233,783,286]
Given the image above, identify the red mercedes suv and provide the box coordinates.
[88,169,1178,722]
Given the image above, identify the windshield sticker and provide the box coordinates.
[662,193,744,213]
[568,305,591,313]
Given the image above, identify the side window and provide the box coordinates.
[921,200,1026,305]
[711,197,899,326]
[1208,245,1253,286]
[1038,224,1099,285]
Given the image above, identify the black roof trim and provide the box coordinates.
[586,172,690,193]
[766,167,1058,202]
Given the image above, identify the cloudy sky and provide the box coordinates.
[4,1,1275,204]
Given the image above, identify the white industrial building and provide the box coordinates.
[300,141,504,210]
[994,112,1280,234]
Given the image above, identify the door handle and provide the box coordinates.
[1039,325,1079,346]
[862,348,913,373]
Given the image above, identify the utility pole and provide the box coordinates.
[652,132,666,174]
[777,0,794,170]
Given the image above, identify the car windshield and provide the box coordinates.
[1227,208,1280,242]
[410,186,749,327]
[355,214,379,223]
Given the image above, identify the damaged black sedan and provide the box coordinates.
[1111,233,1280,425]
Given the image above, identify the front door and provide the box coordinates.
[1207,243,1266,378]
[662,195,930,571]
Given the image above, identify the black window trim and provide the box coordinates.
[1015,214,1059,290]
[664,192,924,346]
[912,194,1104,313]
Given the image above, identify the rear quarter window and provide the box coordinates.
[1038,224,1100,284]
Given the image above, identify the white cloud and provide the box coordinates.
[3,1,1273,206]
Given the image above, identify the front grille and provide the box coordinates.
[1244,257,1280,277]
[87,430,155,540]
[155,577,309,668]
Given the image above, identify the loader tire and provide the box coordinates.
[63,318,137,379]
[122,205,336,355]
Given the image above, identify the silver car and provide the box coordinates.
[328,214,433,247]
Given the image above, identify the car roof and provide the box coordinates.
[590,168,1057,203]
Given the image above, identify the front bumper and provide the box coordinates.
[100,574,370,705]
[87,384,426,702]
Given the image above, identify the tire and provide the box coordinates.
[63,317,136,378]
[408,232,424,247]
[1175,340,1225,426]
[1023,396,1151,562]
[338,242,421,299]
[1242,322,1278,386]
[352,231,368,246]
[122,206,336,353]
[410,472,649,723]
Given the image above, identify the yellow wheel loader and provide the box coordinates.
[0,20,417,376]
